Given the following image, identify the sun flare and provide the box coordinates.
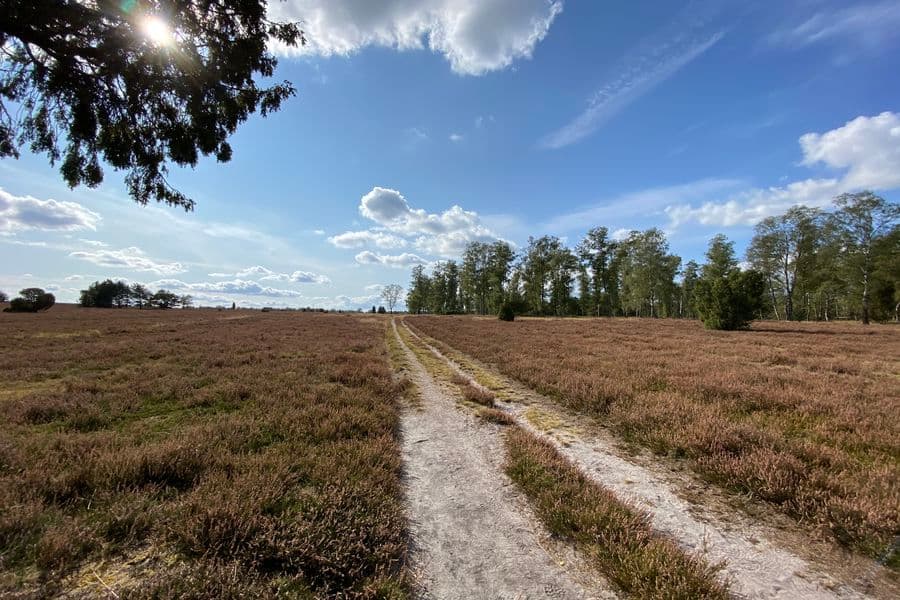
[141,15,173,46]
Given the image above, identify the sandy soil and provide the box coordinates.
[393,321,614,600]
[401,321,897,600]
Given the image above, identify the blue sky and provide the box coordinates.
[3,0,899,308]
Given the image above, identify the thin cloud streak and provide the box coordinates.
[541,31,724,149]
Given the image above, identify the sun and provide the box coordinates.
[141,15,174,46]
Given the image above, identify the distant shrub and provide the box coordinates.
[498,302,515,322]
[694,270,765,331]
[4,288,55,313]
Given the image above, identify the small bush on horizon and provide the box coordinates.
[498,302,515,322]
[4,288,55,313]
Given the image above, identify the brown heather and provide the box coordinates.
[0,306,408,598]
[409,316,900,561]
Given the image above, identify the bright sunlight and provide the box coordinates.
[141,15,173,46]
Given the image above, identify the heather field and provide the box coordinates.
[3,307,898,599]
[0,307,408,598]
[408,316,900,562]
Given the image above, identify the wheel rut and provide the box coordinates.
[393,320,612,600]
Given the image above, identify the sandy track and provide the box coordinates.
[401,321,890,600]
[393,321,611,600]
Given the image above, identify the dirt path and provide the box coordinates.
[393,321,613,600]
[401,321,892,600]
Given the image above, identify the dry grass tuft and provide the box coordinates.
[460,384,495,407]
[477,408,516,426]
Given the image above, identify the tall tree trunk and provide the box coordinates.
[768,277,780,320]
[861,272,870,325]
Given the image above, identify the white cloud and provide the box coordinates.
[208,265,330,284]
[767,2,900,51]
[355,250,429,268]
[358,186,499,256]
[78,239,108,247]
[313,229,326,235]
[799,112,900,189]
[69,247,186,275]
[64,274,83,281]
[544,178,745,233]
[149,278,307,298]
[0,188,101,232]
[665,179,841,228]
[449,133,464,142]
[235,265,275,278]
[611,228,630,242]
[664,112,900,228]
[271,0,563,76]
[541,10,724,149]
[262,270,331,284]
[5,240,48,247]
[328,230,408,249]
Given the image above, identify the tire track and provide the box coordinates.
[393,320,612,600]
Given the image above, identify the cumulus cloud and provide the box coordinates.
[209,265,330,284]
[355,250,429,268]
[69,247,186,275]
[328,230,408,249]
[666,178,842,228]
[0,188,101,233]
[357,186,499,256]
[449,133,464,142]
[149,279,307,298]
[544,178,745,233]
[664,112,900,228]
[271,0,563,75]
[799,112,900,189]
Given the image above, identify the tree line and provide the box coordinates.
[79,280,192,309]
[406,192,899,326]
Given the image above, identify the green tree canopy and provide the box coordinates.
[695,236,765,330]
[831,191,900,324]
[1,1,303,209]
[5,288,55,312]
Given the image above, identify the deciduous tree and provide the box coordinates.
[831,191,900,324]
[5,287,55,312]
[747,207,821,321]
[380,283,403,314]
